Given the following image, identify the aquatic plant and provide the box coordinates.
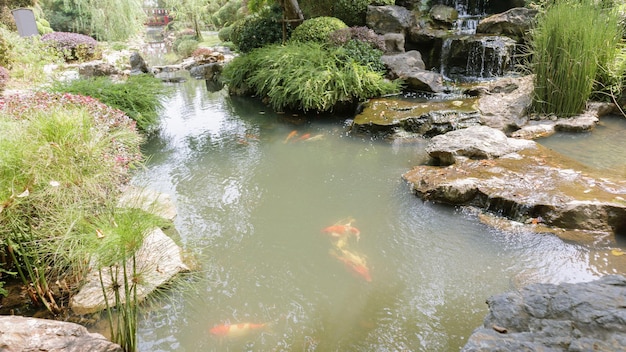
[529,0,623,116]
[223,41,401,112]
[49,74,173,134]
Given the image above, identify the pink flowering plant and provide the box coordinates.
[41,32,102,62]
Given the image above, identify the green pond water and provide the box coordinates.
[130,75,626,351]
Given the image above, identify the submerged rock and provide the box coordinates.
[462,275,626,352]
[0,316,122,352]
[402,126,626,238]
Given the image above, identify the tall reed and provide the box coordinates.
[530,0,622,116]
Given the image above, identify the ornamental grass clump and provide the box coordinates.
[530,0,623,116]
[0,92,143,314]
[223,42,401,112]
[49,74,173,134]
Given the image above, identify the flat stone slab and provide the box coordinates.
[462,275,626,352]
[117,186,177,221]
[403,127,626,239]
[0,315,121,352]
[70,227,189,315]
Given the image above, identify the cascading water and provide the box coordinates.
[435,0,518,81]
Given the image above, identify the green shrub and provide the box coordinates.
[49,74,173,133]
[41,32,102,62]
[0,66,8,91]
[337,39,386,73]
[211,0,243,28]
[223,42,401,112]
[232,5,287,53]
[0,30,13,69]
[218,25,233,42]
[176,38,199,58]
[530,0,623,116]
[334,0,395,26]
[290,16,348,44]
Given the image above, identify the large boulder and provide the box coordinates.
[382,50,445,92]
[441,35,517,80]
[462,275,626,352]
[476,7,538,42]
[402,126,626,237]
[366,5,416,35]
[475,75,534,132]
[0,316,122,352]
[129,51,150,75]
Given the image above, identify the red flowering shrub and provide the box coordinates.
[41,32,102,62]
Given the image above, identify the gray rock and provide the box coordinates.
[476,75,534,132]
[129,51,149,75]
[78,61,120,77]
[382,51,445,92]
[426,125,534,165]
[476,7,538,42]
[189,62,223,81]
[383,32,405,53]
[429,5,458,28]
[117,187,177,221]
[462,275,626,352]
[366,5,416,35]
[0,316,122,352]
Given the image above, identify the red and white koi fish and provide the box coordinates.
[330,249,372,282]
[296,133,311,141]
[209,322,267,338]
[283,130,298,143]
[322,224,361,241]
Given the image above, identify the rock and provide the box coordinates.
[425,125,535,165]
[382,51,445,92]
[117,187,177,221]
[403,127,626,235]
[366,5,416,35]
[476,75,534,132]
[189,62,223,81]
[70,228,189,315]
[476,7,538,42]
[429,5,458,28]
[0,315,122,352]
[352,97,481,137]
[383,32,405,53]
[129,52,149,75]
[441,35,517,80]
[462,275,626,352]
[78,61,120,77]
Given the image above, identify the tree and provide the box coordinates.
[163,0,211,41]
[41,0,146,41]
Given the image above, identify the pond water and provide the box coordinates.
[130,74,626,351]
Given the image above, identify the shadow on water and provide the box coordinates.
[129,73,626,351]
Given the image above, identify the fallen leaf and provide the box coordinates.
[96,229,105,239]
[16,189,29,198]
[611,249,625,256]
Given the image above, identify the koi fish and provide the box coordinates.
[322,224,361,241]
[209,322,267,338]
[303,134,324,142]
[283,130,298,143]
[296,133,311,141]
[330,249,372,282]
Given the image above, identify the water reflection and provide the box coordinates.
[131,75,624,351]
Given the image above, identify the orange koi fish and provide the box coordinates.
[296,133,311,141]
[322,224,361,241]
[283,130,298,143]
[302,134,324,142]
[209,322,267,338]
[331,249,372,282]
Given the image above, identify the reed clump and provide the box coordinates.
[529,0,623,117]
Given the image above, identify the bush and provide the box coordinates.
[530,0,623,116]
[232,5,287,53]
[0,66,8,91]
[290,16,348,44]
[223,42,401,112]
[0,30,12,69]
[218,25,234,42]
[337,39,386,73]
[299,0,394,26]
[48,74,173,133]
[176,38,199,58]
[41,32,102,62]
[330,26,386,51]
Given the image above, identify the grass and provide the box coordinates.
[223,42,401,112]
[530,0,623,116]
[48,74,173,134]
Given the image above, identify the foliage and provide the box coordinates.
[222,42,401,112]
[290,16,347,44]
[0,6,17,31]
[163,0,210,40]
[218,24,234,42]
[330,26,386,51]
[0,29,12,69]
[48,75,173,134]
[0,91,142,314]
[231,4,287,53]
[0,65,8,90]
[176,38,198,58]
[298,0,394,26]
[336,39,386,73]
[209,0,243,28]
[40,0,146,41]
[530,0,623,116]
[41,31,102,62]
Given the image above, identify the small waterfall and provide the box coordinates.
[465,36,516,79]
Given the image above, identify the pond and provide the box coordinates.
[130,74,626,351]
